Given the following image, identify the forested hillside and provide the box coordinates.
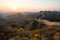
[0,11,60,40]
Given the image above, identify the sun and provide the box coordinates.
[12,6,17,10]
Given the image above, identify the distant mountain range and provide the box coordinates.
[0,11,60,26]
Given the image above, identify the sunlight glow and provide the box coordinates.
[0,0,60,12]
[12,6,17,10]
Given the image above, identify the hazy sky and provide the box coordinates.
[0,0,60,12]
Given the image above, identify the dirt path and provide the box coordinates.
[36,19,60,26]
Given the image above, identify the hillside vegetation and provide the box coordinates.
[0,11,60,40]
